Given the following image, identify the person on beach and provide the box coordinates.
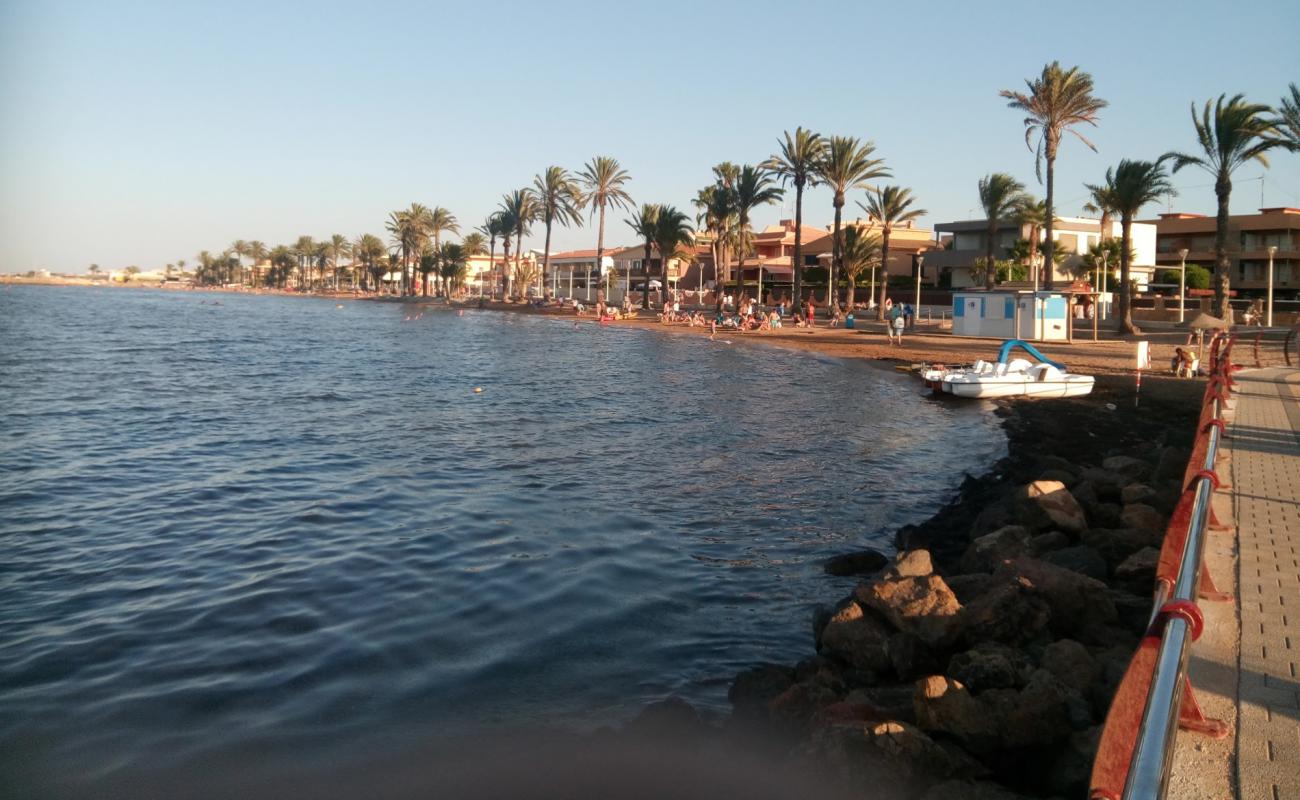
[903,303,914,328]
[805,299,815,328]
[830,306,843,328]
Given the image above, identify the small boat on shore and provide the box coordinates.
[925,340,1094,399]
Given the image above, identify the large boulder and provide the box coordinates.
[953,577,1051,646]
[1082,527,1161,567]
[818,600,894,675]
[947,644,1031,692]
[855,719,988,782]
[887,549,935,578]
[945,573,994,604]
[960,525,1032,573]
[1078,468,1126,500]
[1047,726,1103,798]
[913,675,1000,755]
[997,669,1077,749]
[1102,455,1153,482]
[1042,545,1109,581]
[857,574,961,648]
[995,557,1117,636]
[970,501,1014,539]
[1027,530,1071,556]
[1014,480,1087,533]
[1121,503,1166,534]
[1120,483,1157,505]
[824,549,889,577]
[728,663,795,720]
[1153,446,1192,483]
[887,631,941,682]
[1114,546,1160,588]
[1039,639,1100,697]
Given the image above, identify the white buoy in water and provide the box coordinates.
[473,387,484,394]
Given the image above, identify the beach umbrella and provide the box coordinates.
[1178,312,1229,366]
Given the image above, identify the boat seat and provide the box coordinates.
[994,363,1009,377]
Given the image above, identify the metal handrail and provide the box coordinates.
[1121,401,1222,798]
[1120,332,1233,798]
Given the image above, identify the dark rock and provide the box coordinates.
[850,719,989,782]
[954,577,1052,646]
[960,525,1032,573]
[1047,726,1103,798]
[766,681,839,736]
[857,574,961,648]
[887,631,940,682]
[1039,454,1079,475]
[1027,530,1071,555]
[1153,446,1192,482]
[1078,468,1125,500]
[818,600,893,675]
[1108,589,1153,634]
[847,684,919,724]
[1120,483,1157,505]
[1082,528,1160,567]
[625,696,709,741]
[1102,455,1153,482]
[1042,545,1109,581]
[945,573,994,604]
[1039,639,1100,696]
[994,557,1117,636]
[794,655,847,693]
[728,664,795,719]
[913,675,1000,755]
[1037,468,1077,486]
[1014,480,1087,533]
[970,501,1014,539]
[1115,546,1160,588]
[1088,501,1124,529]
[998,669,1075,749]
[823,549,889,577]
[947,646,1027,692]
[1121,503,1166,534]
[921,780,1036,800]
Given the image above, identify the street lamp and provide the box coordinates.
[1099,251,1109,321]
[1177,248,1189,323]
[1266,245,1278,327]
[913,252,925,326]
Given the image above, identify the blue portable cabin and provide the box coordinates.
[951,289,1072,341]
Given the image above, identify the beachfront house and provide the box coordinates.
[926,216,1157,290]
[1145,207,1300,300]
[609,243,701,303]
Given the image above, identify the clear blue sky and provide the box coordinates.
[2,0,1297,272]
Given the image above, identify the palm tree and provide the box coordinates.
[814,136,890,309]
[500,190,536,299]
[230,240,248,285]
[324,234,350,292]
[352,234,386,291]
[293,236,315,290]
[385,205,430,296]
[1278,83,1300,152]
[626,204,660,309]
[439,242,468,295]
[1163,94,1285,318]
[1087,160,1174,335]
[1000,61,1108,289]
[88,263,101,276]
[477,213,509,298]
[176,259,186,279]
[859,186,926,319]
[270,245,295,289]
[840,224,882,310]
[578,156,634,302]
[426,207,459,296]
[1014,196,1049,275]
[651,205,695,306]
[976,173,1027,290]
[763,128,825,313]
[532,166,584,298]
[693,182,736,306]
[197,250,214,285]
[731,165,784,298]
[495,208,516,298]
[246,241,268,288]
[461,232,487,257]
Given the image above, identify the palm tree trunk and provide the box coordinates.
[831,197,843,312]
[595,202,606,304]
[514,226,524,299]
[845,269,855,309]
[487,238,496,297]
[543,218,553,300]
[641,239,652,309]
[878,230,893,320]
[1118,215,1139,334]
[1213,177,1232,320]
[1044,155,1055,290]
[736,214,747,301]
[502,236,512,299]
[984,218,997,290]
[793,184,804,314]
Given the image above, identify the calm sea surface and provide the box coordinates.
[0,285,1004,786]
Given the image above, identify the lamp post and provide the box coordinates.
[913,252,925,326]
[1177,248,1189,323]
[1099,251,1109,321]
[1266,245,1278,327]
[1030,252,1044,340]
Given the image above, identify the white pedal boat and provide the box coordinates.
[942,359,1094,398]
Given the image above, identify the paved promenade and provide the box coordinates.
[1232,367,1300,800]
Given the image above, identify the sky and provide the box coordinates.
[1,0,1297,273]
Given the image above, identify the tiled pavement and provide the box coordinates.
[1232,367,1300,800]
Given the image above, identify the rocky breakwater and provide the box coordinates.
[725,392,1198,800]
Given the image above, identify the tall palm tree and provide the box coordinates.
[477,213,509,298]
[1000,61,1108,289]
[976,173,1027,290]
[626,204,660,309]
[231,240,248,286]
[763,128,825,313]
[325,234,350,292]
[197,250,214,285]
[353,233,386,291]
[694,181,737,304]
[500,190,536,299]
[651,205,695,306]
[270,245,295,289]
[247,241,268,288]
[461,232,488,257]
[427,207,459,296]
[814,136,890,309]
[578,156,634,301]
[1086,160,1173,335]
[532,166,584,298]
[495,208,516,299]
[1163,94,1285,318]
[1278,83,1300,152]
[859,186,926,319]
[176,258,186,279]
[439,242,468,295]
[294,235,315,290]
[840,224,882,311]
[730,165,784,298]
